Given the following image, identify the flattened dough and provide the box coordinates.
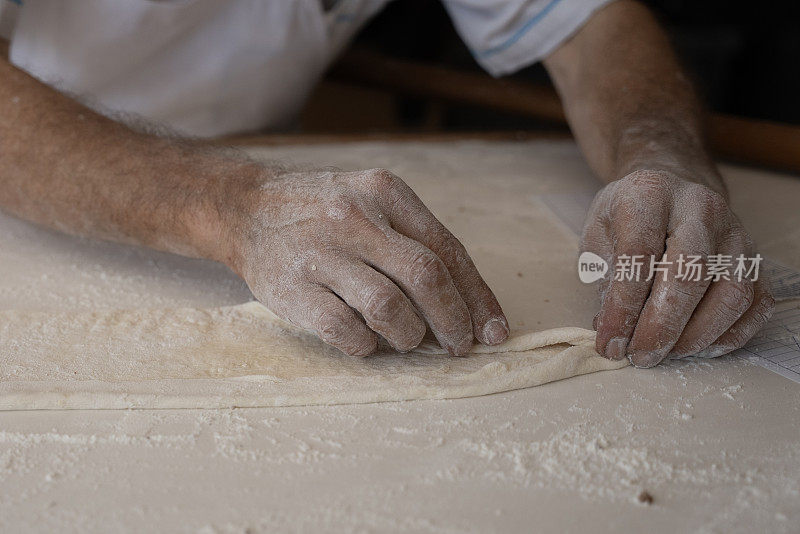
[0,302,627,410]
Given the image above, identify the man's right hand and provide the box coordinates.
[0,46,506,356]
[0,50,504,353]
[220,167,509,357]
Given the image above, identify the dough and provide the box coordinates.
[0,302,627,410]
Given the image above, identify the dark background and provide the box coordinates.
[301,0,800,133]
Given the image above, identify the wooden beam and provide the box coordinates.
[330,49,800,174]
[330,49,565,123]
[708,114,800,173]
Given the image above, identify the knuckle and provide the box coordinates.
[720,281,755,314]
[657,320,686,342]
[609,279,649,303]
[726,326,751,349]
[616,237,663,259]
[725,223,755,253]
[691,185,729,219]
[315,309,376,356]
[699,187,727,211]
[363,286,404,323]
[626,282,653,301]
[364,168,398,190]
[430,231,468,266]
[755,293,776,323]
[410,250,450,291]
[326,195,366,222]
[624,169,672,190]
[315,309,352,344]
[670,279,708,300]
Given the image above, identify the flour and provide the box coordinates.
[459,425,672,502]
[0,431,195,448]
[722,384,743,400]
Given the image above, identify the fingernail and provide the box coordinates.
[671,345,734,360]
[391,342,415,354]
[604,337,628,360]
[698,345,733,359]
[627,350,663,368]
[482,317,509,345]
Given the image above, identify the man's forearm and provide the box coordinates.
[544,0,725,195]
[547,2,774,367]
[0,51,255,265]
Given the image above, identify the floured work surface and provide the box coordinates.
[0,139,632,410]
[1,140,799,533]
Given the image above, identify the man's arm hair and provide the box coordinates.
[0,40,258,264]
[543,0,725,194]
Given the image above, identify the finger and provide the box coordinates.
[360,226,474,357]
[694,277,775,358]
[626,223,715,368]
[365,169,509,347]
[313,257,426,352]
[282,286,378,357]
[594,177,671,361]
[669,233,755,358]
[668,278,753,358]
[627,183,735,367]
[580,195,615,331]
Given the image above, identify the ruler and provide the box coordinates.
[740,260,800,383]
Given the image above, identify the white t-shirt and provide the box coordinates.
[0,0,612,137]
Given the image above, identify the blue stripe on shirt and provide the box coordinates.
[475,0,563,58]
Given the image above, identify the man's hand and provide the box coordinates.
[222,167,509,357]
[0,49,507,357]
[543,1,773,366]
[582,170,774,367]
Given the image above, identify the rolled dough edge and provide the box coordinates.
[0,343,628,411]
